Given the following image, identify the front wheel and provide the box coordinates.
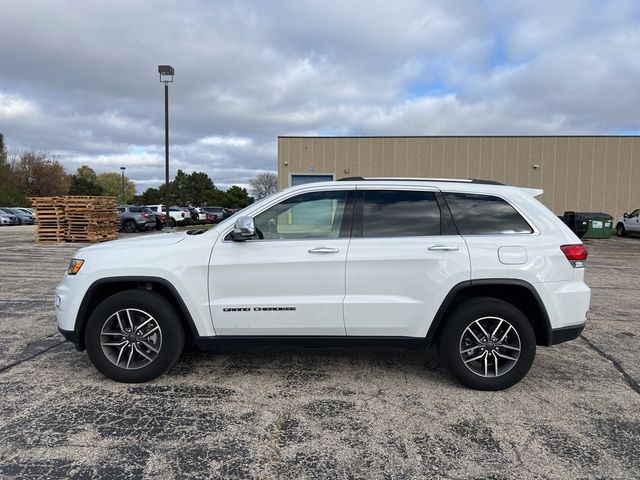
[169,217,176,228]
[439,297,536,390]
[85,290,185,382]
[616,223,626,237]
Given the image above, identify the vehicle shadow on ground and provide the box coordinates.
[176,344,445,378]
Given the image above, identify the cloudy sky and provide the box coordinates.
[1,0,639,192]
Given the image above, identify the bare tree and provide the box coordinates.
[249,172,278,199]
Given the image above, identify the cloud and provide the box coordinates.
[0,93,38,120]
[1,0,639,192]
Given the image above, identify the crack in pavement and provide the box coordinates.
[0,340,66,374]
[580,335,640,395]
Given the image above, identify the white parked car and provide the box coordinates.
[146,204,187,227]
[56,177,590,390]
[615,209,640,236]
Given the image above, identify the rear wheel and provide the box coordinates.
[616,223,626,237]
[439,297,536,390]
[123,220,137,233]
[169,217,176,228]
[85,290,185,382]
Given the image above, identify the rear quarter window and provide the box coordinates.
[443,192,533,234]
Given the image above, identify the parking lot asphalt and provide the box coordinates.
[0,225,639,479]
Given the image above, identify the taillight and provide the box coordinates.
[560,244,588,267]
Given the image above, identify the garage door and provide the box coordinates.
[290,174,334,186]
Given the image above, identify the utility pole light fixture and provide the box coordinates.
[120,166,126,204]
[158,65,175,80]
[158,64,174,227]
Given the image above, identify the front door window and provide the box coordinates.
[253,190,348,240]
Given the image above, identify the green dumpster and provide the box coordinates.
[575,212,614,239]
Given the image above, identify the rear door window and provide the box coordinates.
[443,193,533,234]
[362,190,441,237]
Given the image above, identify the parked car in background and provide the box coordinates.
[196,207,207,223]
[116,205,155,233]
[183,206,201,225]
[616,209,640,236]
[0,213,19,225]
[13,207,35,216]
[146,205,187,227]
[201,206,230,223]
[0,207,35,225]
[153,212,167,230]
[202,211,218,224]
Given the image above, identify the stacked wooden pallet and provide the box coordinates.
[64,196,119,243]
[29,196,67,242]
[29,196,118,243]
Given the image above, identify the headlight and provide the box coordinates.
[68,259,85,275]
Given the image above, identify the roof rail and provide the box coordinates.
[337,176,504,186]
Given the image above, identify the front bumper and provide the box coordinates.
[58,327,83,350]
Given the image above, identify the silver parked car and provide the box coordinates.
[0,213,19,225]
[116,205,156,233]
[0,208,35,225]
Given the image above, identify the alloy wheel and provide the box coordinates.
[100,308,162,370]
[459,316,521,378]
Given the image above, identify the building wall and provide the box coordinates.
[278,136,640,218]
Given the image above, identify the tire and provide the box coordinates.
[84,290,185,382]
[123,220,137,233]
[616,223,626,237]
[439,297,536,391]
[169,217,176,228]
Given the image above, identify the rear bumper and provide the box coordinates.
[550,323,585,345]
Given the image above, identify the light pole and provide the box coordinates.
[120,166,126,204]
[158,65,174,227]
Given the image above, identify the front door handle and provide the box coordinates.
[308,247,340,254]
[428,245,459,251]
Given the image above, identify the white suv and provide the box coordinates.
[56,178,590,390]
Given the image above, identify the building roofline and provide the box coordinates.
[278,135,640,139]
[337,176,504,185]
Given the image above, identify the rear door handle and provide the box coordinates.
[428,245,459,251]
[308,247,340,254]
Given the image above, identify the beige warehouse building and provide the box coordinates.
[278,136,640,219]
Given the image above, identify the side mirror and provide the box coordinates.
[230,216,255,241]
[623,213,629,218]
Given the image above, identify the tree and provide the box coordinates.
[249,172,278,199]
[0,133,24,205]
[97,172,136,204]
[132,186,164,205]
[170,169,217,205]
[75,165,99,182]
[224,185,253,208]
[131,171,255,209]
[0,132,6,165]
[10,151,70,198]
[68,165,104,196]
